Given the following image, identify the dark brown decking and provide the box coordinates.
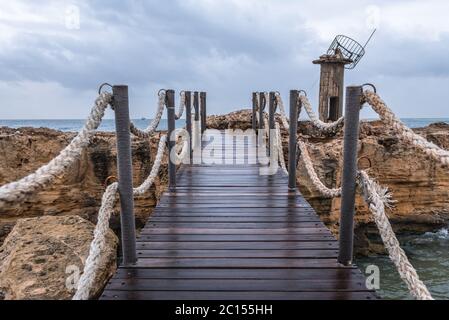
[101,136,377,300]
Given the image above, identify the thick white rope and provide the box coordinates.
[275,94,290,131]
[130,92,166,138]
[175,92,185,120]
[358,171,433,300]
[133,135,167,196]
[172,129,190,165]
[275,122,288,175]
[364,90,449,166]
[299,95,344,134]
[72,182,118,300]
[74,135,168,300]
[298,139,341,198]
[0,93,112,208]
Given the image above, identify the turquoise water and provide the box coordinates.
[356,228,449,300]
[0,118,447,132]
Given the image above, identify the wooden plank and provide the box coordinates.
[144,222,326,229]
[101,290,378,300]
[139,228,332,235]
[137,234,337,242]
[111,268,360,280]
[135,241,338,250]
[136,249,339,258]
[148,216,322,222]
[133,258,343,268]
[104,278,367,291]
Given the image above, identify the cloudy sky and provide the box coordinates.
[1,0,449,119]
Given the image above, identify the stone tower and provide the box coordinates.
[312,48,352,122]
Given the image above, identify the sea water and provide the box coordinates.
[0,118,448,132]
[356,228,449,300]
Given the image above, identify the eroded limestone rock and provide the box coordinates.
[0,215,118,300]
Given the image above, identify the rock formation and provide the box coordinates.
[0,215,118,300]
[0,127,169,245]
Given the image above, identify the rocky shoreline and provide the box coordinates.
[1,111,449,298]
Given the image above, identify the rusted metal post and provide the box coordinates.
[252,92,257,131]
[258,92,265,130]
[200,92,207,134]
[185,91,192,164]
[268,92,276,156]
[166,90,176,191]
[288,90,299,190]
[112,85,137,265]
[338,85,362,266]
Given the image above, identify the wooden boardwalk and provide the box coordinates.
[101,135,377,300]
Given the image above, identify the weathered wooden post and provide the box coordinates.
[338,85,362,266]
[200,92,207,134]
[252,92,257,131]
[166,89,176,191]
[288,90,299,190]
[258,92,265,130]
[193,91,200,154]
[268,92,276,156]
[112,85,137,265]
[185,91,192,164]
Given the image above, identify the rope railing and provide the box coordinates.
[270,87,434,300]
[73,135,169,300]
[0,92,113,207]
[0,83,197,300]
[358,171,433,300]
[129,91,166,138]
[363,90,449,166]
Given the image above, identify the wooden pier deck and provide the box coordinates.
[101,135,377,300]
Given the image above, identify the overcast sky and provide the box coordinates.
[1,0,449,119]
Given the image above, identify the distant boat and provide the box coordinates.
[140,117,147,121]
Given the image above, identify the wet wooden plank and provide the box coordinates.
[102,136,377,300]
[101,290,378,300]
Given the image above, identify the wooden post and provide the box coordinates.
[252,92,257,131]
[193,92,200,153]
[112,85,137,265]
[200,92,207,134]
[185,91,192,164]
[166,90,176,191]
[338,85,362,266]
[258,92,265,130]
[268,92,276,156]
[288,90,299,190]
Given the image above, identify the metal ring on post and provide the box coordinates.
[357,156,372,170]
[179,90,185,96]
[158,89,166,97]
[104,175,118,188]
[98,83,113,95]
[298,90,307,97]
[361,83,377,93]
